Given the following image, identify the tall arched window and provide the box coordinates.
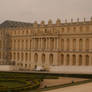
[18,40,20,49]
[25,53,28,61]
[50,38,54,50]
[72,55,76,65]
[26,40,28,49]
[29,53,31,62]
[14,53,16,60]
[73,27,76,32]
[62,28,64,33]
[86,39,89,51]
[43,38,46,49]
[49,54,53,65]
[42,54,45,65]
[61,54,64,65]
[17,53,19,61]
[79,55,82,66]
[66,54,69,65]
[34,53,38,65]
[79,39,83,50]
[21,53,23,61]
[14,40,16,49]
[22,40,24,49]
[85,55,89,66]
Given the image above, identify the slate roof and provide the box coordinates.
[0,20,33,28]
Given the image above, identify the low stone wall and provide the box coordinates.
[0,65,14,71]
[49,66,92,74]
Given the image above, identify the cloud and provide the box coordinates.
[0,0,92,23]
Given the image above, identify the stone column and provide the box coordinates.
[30,53,35,69]
[55,38,57,50]
[19,40,20,50]
[70,39,73,51]
[47,38,48,50]
[32,38,34,50]
[31,39,33,49]
[12,40,13,49]
[58,38,61,51]
[89,38,92,52]
[39,38,41,50]
[54,38,56,50]
[37,38,39,50]
[69,54,72,66]
[24,40,26,50]
[89,55,92,66]
[33,38,35,50]
[37,53,42,66]
[14,40,16,50]
[64,54,66,65]
[17,40,19,50]
[76,38,79,51]
[83,39,85,52]
[41,38,42,49]
[46,38,48,50]
[20,40,22,50]
[82,54,85,66]
[56,38,59,50]
[48,38,50,50]
[32,38,35,50]
[53,54,55,65]
[64,39,67,51]
[76,54,79,66]
[28,40,30,50]
[45,53,49,70]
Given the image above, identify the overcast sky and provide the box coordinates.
[0,0,92,23]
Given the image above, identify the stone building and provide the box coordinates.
[0,18,92,71]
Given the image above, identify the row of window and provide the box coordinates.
[0,52,91,66]
[61,38,90,51]
[8,25,91,35]
[59,54,90,66]
[15,53,91,66]
[9,52,31,61]
[10,38,90,51]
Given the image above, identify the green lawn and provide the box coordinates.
[0,72,92,92]
[0,81,25,88]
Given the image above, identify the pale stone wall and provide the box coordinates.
[49,66,92,74]
[0,65,15,71]
[0,18,92,72]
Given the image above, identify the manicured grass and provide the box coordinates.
[0,81,25,88]
[0,72,42,92]
[0,72,92,92]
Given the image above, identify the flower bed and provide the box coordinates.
[0,76,41,92]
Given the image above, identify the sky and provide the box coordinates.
[0,0,92,23]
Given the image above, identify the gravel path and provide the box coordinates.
[40,77,87,88]
[43,82,92,92]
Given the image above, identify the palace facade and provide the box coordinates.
[0,18,92,71]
